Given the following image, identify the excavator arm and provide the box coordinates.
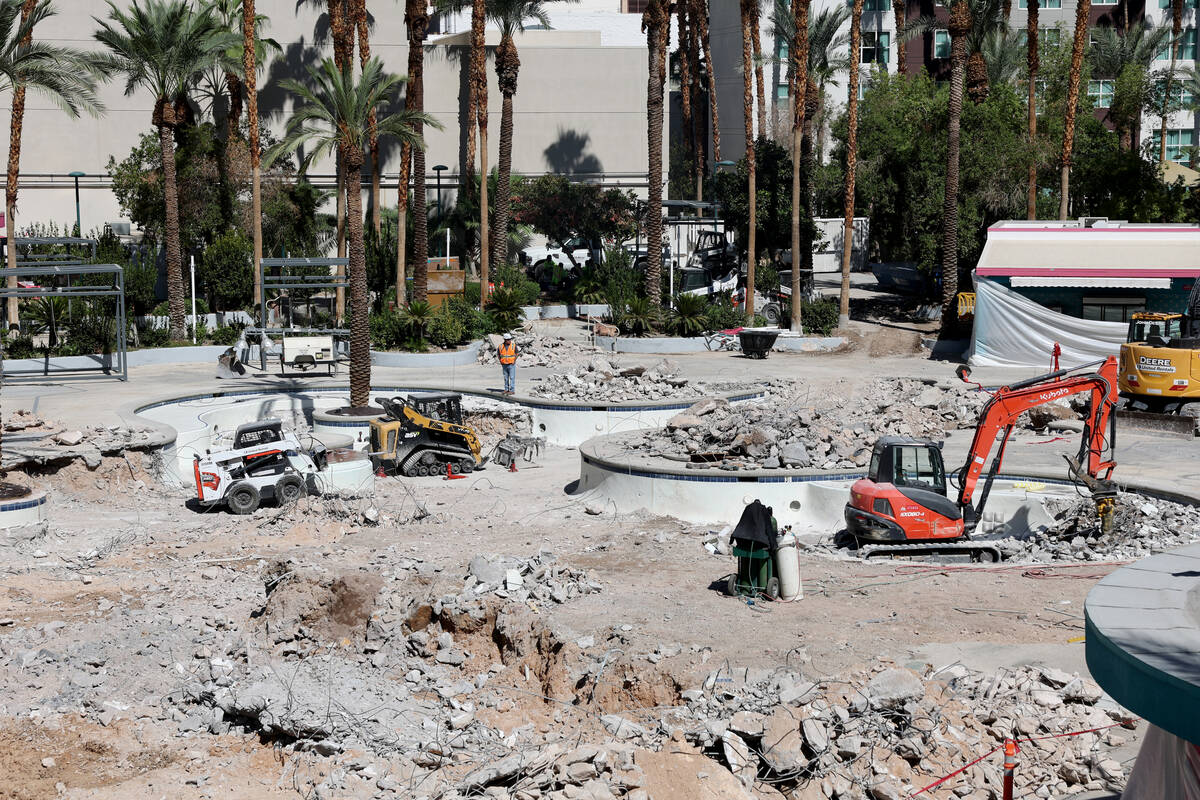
[954,356,1119,532]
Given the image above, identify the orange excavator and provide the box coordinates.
[844,356,1121,560]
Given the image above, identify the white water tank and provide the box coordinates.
[774,528,802,601]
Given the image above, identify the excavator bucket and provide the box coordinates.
[1116,409,1196,437]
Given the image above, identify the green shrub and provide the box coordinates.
[619,296,658,336]
[801,297,839,335]
[495,263,540,306]
[572,267,605,304]
[370,312,405,350]
[464,281,481,306]
[66,300,117,355]
[669,293,709,337]
[199,230,253,310]
[428,304,466,348]
[2,332,38,359]
[704,297,748,331]
[400,301,434,350]
[137,323,171,348]
[487,287,526,332]
[210,322,245,346]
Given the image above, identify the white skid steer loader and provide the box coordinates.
[193,419,326,514]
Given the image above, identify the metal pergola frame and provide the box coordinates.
[9,236,98,261]
[0,262,127,381]
[254,256,350,371]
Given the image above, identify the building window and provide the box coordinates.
[861,31,890,64]
[1019,0,1061,8]
[623,0,648,12]
[1159,0,1196,8]
[1150,129,1197,163]
[858,79,871,99]
[1088,79,1114,109]
[1082,297,1146,322]
[1018,28,1061,47]
[1092,0,1118,5]
[863,0,890,10]
[776,83,790,100]
[934,29,950,58]
[1158,28,1197,60]
[778,41,788,61]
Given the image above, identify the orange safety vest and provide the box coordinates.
[499,341,517,365]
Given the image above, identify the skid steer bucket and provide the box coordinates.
[1116,410,1197,437]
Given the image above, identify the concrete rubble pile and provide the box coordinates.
[478,333,600,368]
[462,550,603,605]
[995,492,1200,562]
[662,662,1134,800]
[1,409,162,470]
[529,357,740,403]
[632,379,990,470]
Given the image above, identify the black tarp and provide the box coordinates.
[731,499,777,549]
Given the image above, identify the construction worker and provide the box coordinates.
[498,332,517,395]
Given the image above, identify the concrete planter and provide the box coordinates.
[371,341,482,368]
[519,304,611,320]
[592,334,847,354]
[4,345,228,375]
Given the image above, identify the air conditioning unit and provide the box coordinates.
[106,221,131,236]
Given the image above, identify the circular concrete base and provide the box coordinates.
[312,407,384,452]
[0,486,48,530]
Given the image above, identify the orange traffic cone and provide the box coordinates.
[445,462,466,481]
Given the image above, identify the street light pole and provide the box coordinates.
[433,165,448,269]
[68,171,85,238]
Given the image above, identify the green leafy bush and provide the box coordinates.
[619,297,658,336]
[370,312,405,350]
[495,263,540,306]
[400,301,434,351]
[801,297,839,335]
[153,298,210,317]
[2,333,38,359]
[428,303,466,348]
[486,287,525,332]
[199,230,253,310]
[443,296,494,340]
[704,297,748,331]
[669,294,709,337]
[137,323,171,348]
[210,322,246,346]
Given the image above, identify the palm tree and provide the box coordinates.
[838,0,864,328]
[328,0,351,319]
[405,0,430,303]
[199,0,278,143]
[1159,0,1184,162]
[1025,0,1038,218]
[739,0,757,317]
[1059,0,1091,218]
[788,0,809,333]
[3,0,103,333]
[643,0,669,307]
[696,0,720,164]
[751,0,766,138]
[267,58,433,407]
[940,0,970,329]
[94,0,233,341]
[1089,23,1171,149]
[350,0,382,232]
[965,0,1006,103]
[893,0,906,73]
[243,0,264,308]
[470,0,489,306]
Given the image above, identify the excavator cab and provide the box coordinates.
[846,437,966,545]
[869,438,948,495]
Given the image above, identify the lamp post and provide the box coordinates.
[68,171,85,238]
[712,160,735,233]
[433,164,448,269]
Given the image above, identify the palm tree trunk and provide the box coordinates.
[677,0,694,195]
[344,148,370,408]
[1059,0,1091,219]
[801,79,817,276]
[225,72,243,143]
[751,0,767,139]
[158,110,186,340]
[4,0,36,331]
[840,0,865,327]
[352,0,381,232]
[244,0,263,312]
[697,2,720,162]
[740,0,757,318]
[690,0,704,201]
[330,0,351,318]
[941,0,970,329]
[405,0,429,303]
[644,0,669,307]
[336,158,347,319]
[789,0,810,332]
[466,0,485,196]
[893,0,906,73]
[1026,0,1039,219]
[395,145,411,303]
[470,0,488,306]
[495,33,520,270]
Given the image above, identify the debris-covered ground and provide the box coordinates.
[0,430,1155,800]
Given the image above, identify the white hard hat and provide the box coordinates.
[503,332,513,340]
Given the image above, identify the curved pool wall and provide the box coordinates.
[0,489,49,531]
[575,439,1085,534]
[135,386,765,484]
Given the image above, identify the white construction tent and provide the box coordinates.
[967,220,1200,369]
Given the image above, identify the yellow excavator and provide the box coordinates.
[1117,283,1200,434]
[368,393,487,476]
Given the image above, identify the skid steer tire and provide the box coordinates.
[276,475,305,506]
[227,482,260,515]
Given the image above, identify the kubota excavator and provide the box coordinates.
[844,356,1121,560]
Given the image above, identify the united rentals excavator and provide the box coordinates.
[1117,281,1200,434]
[844,356,1121,560]
[369,393,487,477]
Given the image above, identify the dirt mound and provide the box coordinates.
[260,562,384,646]
[580,660,683,713]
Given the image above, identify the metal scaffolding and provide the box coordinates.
[0,262,127,381]
[252,256,350,371]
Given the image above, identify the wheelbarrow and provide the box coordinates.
[738,329,780,359]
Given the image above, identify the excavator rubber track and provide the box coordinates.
[398,445,480,477]
[859,540,1003,562]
